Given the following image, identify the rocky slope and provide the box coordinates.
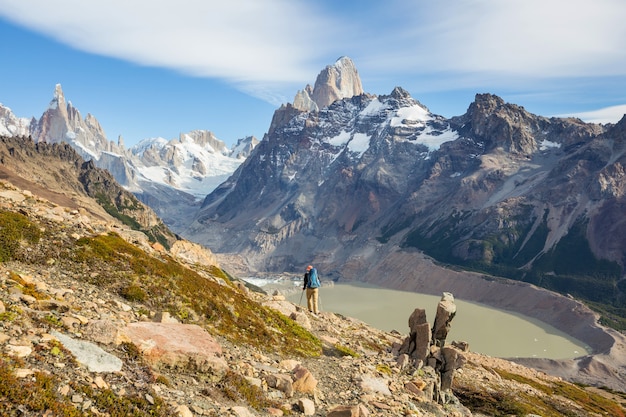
[0,135,176,249]
[0,161,624,416]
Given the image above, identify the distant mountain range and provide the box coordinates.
[0,84,258,231]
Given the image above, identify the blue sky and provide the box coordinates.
[1,0,626,148]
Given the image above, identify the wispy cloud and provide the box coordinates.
[1,0,625,108]
[559,105,626,125]
[0,0,340,103]
[356,0,626,82]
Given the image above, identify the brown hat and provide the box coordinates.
[306,265,312,271]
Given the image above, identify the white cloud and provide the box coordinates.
[559,105,626,125]
[1,0,625,105]
[357,0,626,84]
[0,0,338,102]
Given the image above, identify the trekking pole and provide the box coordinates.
[299,289,304,306]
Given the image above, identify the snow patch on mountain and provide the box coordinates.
[417,127,459,152]
[390,104,431,127]
[348,133,371,156]
[71,139,100,161]
[540,139,561,151]
[327,131,351,147]
[132,137,169,158]
[358,96,458,152]
[0,104,31,137]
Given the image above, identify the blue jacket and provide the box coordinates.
[303,268,320,289]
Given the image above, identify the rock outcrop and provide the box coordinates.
[121,322,227,377]
[398,292,467,405]
[293,56,364,112]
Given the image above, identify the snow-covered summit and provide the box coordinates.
[0,104,31,137]
[130,131,258,199]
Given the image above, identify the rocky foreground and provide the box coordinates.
[1,180,625,416]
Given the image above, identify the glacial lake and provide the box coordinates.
[247,278,591,360]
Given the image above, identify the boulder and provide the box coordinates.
[37,299,71,312]
[265,373,294,397]
[83,320,127,345]
[289,311,311,330]
[231,406,255,417]
[292,364,317,394]
[298,397,315,415]
[174,404,193,417]
[326,404,369,417]
[121,322,226,378]
[440,346,466,391]
[398,308,430,363]
[51,331,122,372]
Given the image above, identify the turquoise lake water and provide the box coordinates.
[248,278,590,359]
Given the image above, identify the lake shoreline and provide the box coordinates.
[237,254,626,390]
[354,252,626,391]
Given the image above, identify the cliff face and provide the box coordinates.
[292,56,364,112]
[31,84,126,159]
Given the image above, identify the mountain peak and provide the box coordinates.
[54,83,64,99]
[293,56,364,111]
[48,83,67,113]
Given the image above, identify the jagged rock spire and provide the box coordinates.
[293,56,364,112]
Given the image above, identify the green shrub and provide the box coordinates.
[120,284,147,302]
[334,343,360,358]
[0,210,41,262]
[0,356,82,416]
[70,232,322,357]
[217,370,286,411]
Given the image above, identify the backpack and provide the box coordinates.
[308,268,320,288]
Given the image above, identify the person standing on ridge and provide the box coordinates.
[302,265,320,315]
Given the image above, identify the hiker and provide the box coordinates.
[302,265,320,314]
